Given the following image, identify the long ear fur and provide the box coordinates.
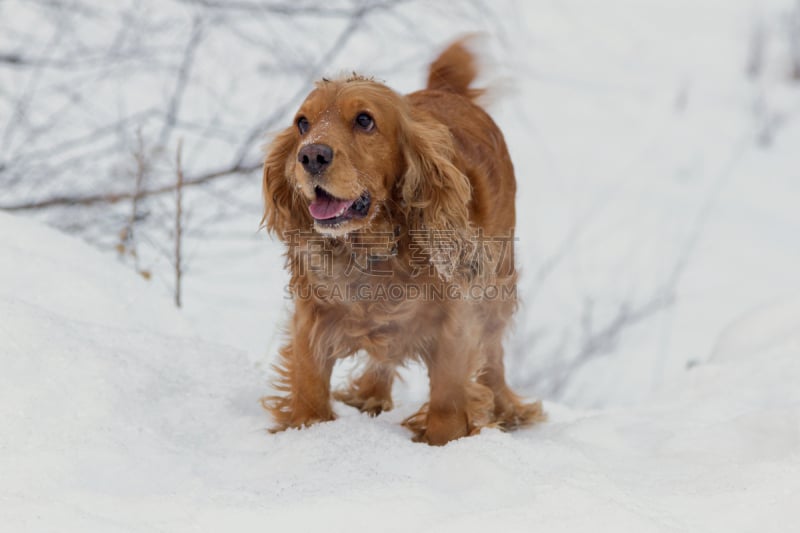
[261,127,311,239]
[399,109,474,281]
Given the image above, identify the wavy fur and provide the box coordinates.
[260,39,544,445]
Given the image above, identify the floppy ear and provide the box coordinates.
[399,109,474,281]
[262,127,311,239]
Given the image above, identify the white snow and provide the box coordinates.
[2,209,799,531]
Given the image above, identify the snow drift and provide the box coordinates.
[1,211,799,532]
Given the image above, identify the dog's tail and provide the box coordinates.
[426,37,484,101]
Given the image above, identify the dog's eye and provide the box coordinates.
[355,112,374,132]
[297,117,310,135]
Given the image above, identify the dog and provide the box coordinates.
[261,38,544,445]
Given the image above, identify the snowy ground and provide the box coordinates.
[2,212,799,531]
[3,0,800,530]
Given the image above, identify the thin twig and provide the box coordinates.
[117,129,150,272]
[174,139,185,308]
[178,0,407,18]
[159,16,204,148]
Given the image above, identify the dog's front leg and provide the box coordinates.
[403,314,495,445]
[262,308,335,432]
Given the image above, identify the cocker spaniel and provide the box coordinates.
[261,38,544,445]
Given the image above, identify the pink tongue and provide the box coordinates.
[309,196,354,220]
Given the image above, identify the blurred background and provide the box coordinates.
[1,0,798,408]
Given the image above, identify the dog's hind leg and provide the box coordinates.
[478,339,546,430]
[333,359,396,416]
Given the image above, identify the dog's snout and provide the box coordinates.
[298,144,333,175]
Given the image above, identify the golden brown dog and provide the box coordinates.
[261,39,544,445]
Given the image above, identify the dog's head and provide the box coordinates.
[262,77,473,275]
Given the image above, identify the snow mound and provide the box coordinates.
[0,211,191,336]
[1,213,799,532]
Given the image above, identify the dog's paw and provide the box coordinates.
[494,397,547,431]
[333,387,393,416]
[261,395,335,433]
[402,403,480,446]
[401,402,429,442]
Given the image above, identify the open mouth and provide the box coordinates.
[308,186,371,226]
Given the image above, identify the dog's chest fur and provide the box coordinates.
[289,236,444,361]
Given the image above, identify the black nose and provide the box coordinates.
[298,144,333,175]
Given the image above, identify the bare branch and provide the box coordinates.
[2,109,159,169]
[116,129,151,275]
[0,53,25,65]
[789,1,800,81]
[0,162,260,211]
[546,294,673,396]
[178,0,409,18]
[746,18,765,79]
[174,139,185,308]
[159,16,204,147]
